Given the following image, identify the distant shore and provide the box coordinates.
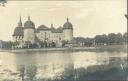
[0,45,127,53]
[0,47,95,53]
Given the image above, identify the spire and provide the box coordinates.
[28,16,30,21]
[51,24,53,28]
[19,16,22,22]
[18,16,22,27]
[67,17,69,22]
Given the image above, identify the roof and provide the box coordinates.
[36,25,63,33]
[37,25,50,32]
[24,21,35,28]
[24,16,35,29]
[38,25,49,30]
[50,27,56,32]
[13,27,24,36]
[63,22,73,29]
[63,18,73,29]
[51,27,63,33]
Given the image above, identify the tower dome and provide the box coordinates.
[13,27,24,36]
[63,18,73,29]
[24,16,35,29]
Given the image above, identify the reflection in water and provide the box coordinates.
[0,51,127,80]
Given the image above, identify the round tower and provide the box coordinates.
[24,16,35,44]
[12,16,24,42]
[63,18,73,42]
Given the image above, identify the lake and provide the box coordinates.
[0,50,127,80]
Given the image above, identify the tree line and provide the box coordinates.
[74,32,127,46]
[0,32,127,49]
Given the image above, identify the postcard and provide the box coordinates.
[0,0,127,81]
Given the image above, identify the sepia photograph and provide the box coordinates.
[0,0,127,81]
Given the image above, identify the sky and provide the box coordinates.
[0,0,127,41]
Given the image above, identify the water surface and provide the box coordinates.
[0,51,127,80]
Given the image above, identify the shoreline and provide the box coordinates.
[0,45,127,53]
[0,47,96,53]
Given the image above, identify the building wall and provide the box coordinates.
[63,29,73,41]
[13,28,73,48]
[36,30,63,44]
[36,30,51,42]
[24,29,35,44]
[13,36,23,42]
[51,33,63,43]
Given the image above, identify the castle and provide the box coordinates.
[12,16,73,48]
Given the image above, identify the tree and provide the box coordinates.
[108,33,116,45]
[94,35,103,45]
[84,38,93,46]
[115,33,123,44]
[74,37,93,46]
[51,42,56,47]
[25,41,31,48]
[123,32,128,44]
[101,34,108,44]
[0,0,6,7]
[61,40,68,47]
[125,14,128,19]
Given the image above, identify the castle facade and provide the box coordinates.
[12,16,73,48]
